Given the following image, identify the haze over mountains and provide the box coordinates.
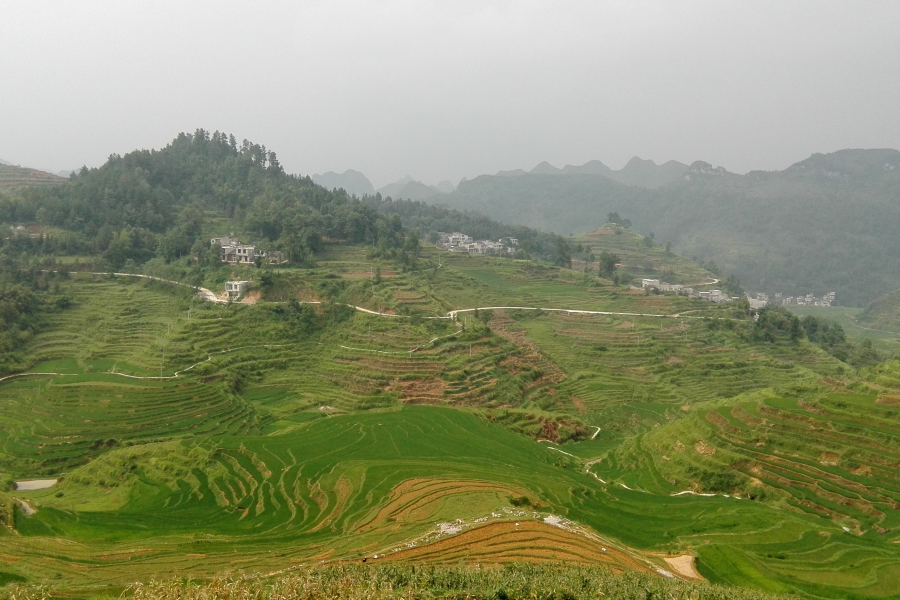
[6,142,900,306]
[495,157,690,189]
[434,148,900,306]
[312,170,456,200]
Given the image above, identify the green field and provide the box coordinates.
[2,248,900,598]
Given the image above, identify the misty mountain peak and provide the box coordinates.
[311,169,375,196]
[561,160,612,175]
[530,161,561,175]
[623,156,658,169]
[684,161,730,179]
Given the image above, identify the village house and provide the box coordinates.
[436,231,517,255]
[211,236,285,265]
[225,280,251,298]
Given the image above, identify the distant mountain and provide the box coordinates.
[377,176,450,200]
[0,157,12,166]
[612,157,690,188]
[430,149,900,306]
[560,160,613,177]
[494,157,689,189]
[434,180,456,194]
[311,169,375,196]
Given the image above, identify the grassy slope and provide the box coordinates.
[3,248,900,597]
[858,289,900,334]
[0,164,65,192]
[571,226,716,285]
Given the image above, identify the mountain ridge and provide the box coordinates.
[432,148,900,305]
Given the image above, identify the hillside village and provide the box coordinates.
[747,291,837,308]
[435,231,518,255]
[640,278,735,303]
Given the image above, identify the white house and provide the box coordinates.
[225,280,251,298]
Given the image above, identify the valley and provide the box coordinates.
[2,134,900,599]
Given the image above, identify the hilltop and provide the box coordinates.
[431,149,900,306]
[311,168,375,196]
[499,156,689,188]
[0,164,66,192]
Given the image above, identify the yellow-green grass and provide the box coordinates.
[6,406,900,597]
[5,253,900,597]
[0,165,65,191]
[495,309,845,443]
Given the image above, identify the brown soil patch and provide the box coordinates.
[614,321,635,329]
[665,355,683,364]
[389,377,448,403]
[694,440,716,456]
[798,400,824,414]
[1,556,19,563]
[381,520,651,573]
[819,452,840,466]
[877,395,900,407]
[663,555,703,580]
[240,290,260,304]
[571,395,587,414]
[705,412,729,429]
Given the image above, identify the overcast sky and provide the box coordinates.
[2,1,899,188]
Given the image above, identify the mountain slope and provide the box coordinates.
[858,288,900,332]
[433,149,900,305]
[0,163,66,191]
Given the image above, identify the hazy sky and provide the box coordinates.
[2,1,899,187]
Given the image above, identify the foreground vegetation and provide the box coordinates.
[3,564,788,600]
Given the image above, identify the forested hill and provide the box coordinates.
[433,149,900,306]
[0,130,410,269]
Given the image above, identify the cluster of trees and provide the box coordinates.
[750,307,880,367]
[0,130,411,271]
[0,247,71,372]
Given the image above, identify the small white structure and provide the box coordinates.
[225,280,251,298]
[642,279,660,289]
[211,236,240,247]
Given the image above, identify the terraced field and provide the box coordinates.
[7,407,657,586]
[0,164,65,191]
[5,249,900,597]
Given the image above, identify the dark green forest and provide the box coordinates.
[0,130,409,271]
